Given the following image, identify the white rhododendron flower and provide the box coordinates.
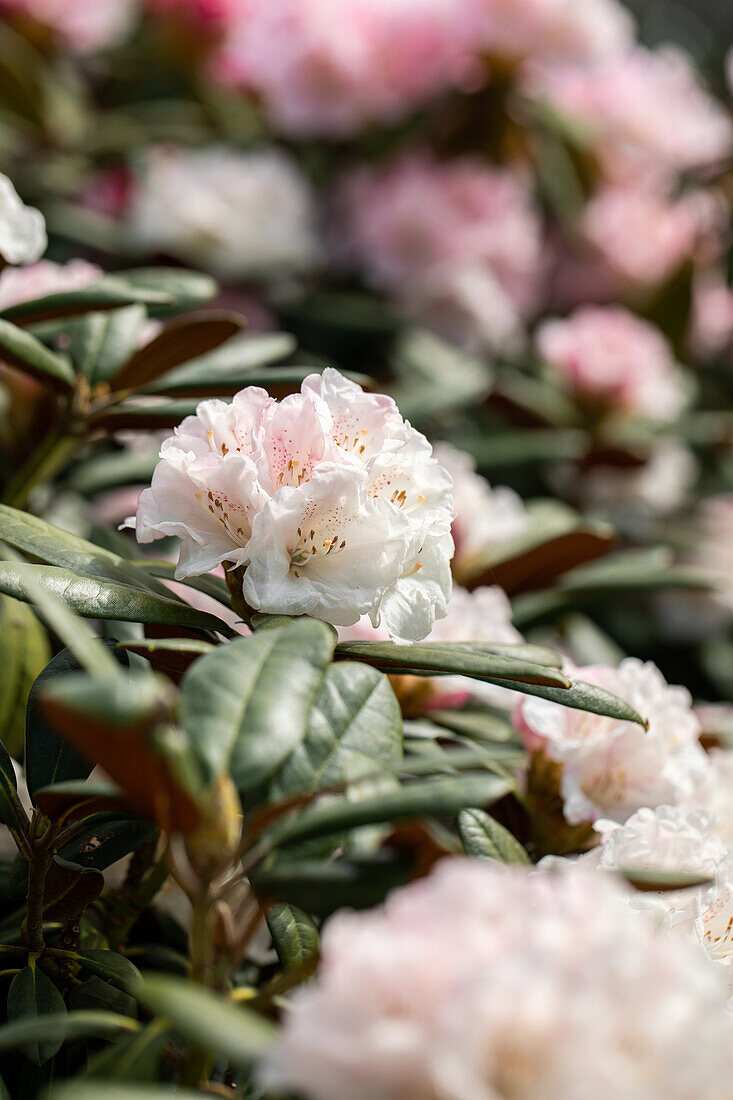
[0,173,46,266]
[341,583,522,709]
[129,145,321,279]
[514,658,709,824]
[480,0,634,65]
[432,442,529,572]
[264,859,733,1100]
[131,369,454,640]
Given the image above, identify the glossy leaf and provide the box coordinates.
[266,774,512,849]
[41,672,204,832]
[43,857,105,922]
[0,280,171,327]
[113,267,217,318]
[0,318,75,391]
[72,949,141,992]
[7,962,67,1065]
[458,808,530,864]
[58,813,157,872]
[266,903,319,972]
[33,779,131,821]
[270,661,402,799]
[111,313,244,392]
[134,974,276,1065]
[334,640,570,687]
[0,561,229,634]
[145,362,347,400]
[180,620,335,792]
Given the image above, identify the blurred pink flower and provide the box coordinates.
[146,0,244,22]
[335,153,543,352]
[0,0,138,52]
[536,306,689,421]
[265,858,733,1100]
[212,0,485,137]
[689,270,733,359]
[432,442,529,570]
[480,0,633,64]
[0,258,101,310]
[524,47,732,184]
[581,183,710,289]
[514,658,708,823]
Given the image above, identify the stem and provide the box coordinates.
[22,855,49,955]
[189,889,212,986]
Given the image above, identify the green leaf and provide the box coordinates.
[71,949,141,992]
[134,974,275,1066]
[266,774,512,849]
[180,620,335,792]
[111,313,244,392]
[0,561,229,634]
[0,279,171,328]
[145,363,339,400]
[0,1010,139,1057]
[51,1086,204,1100]
[26,647,107,797]
[58,814,156,871]
[113,268,217,318]
[480,674,647,727]
[0,503,183,601]
[65,449,158,497]
[41,672,204,833]
[266,903,319,972]
[67,306,146,383]
[33,779,130,821]
[140,331,296,395]
[14,566,121,678]
[81,1019,169,1083]
[7,962,67,1065]
[0,593,50,756]
[334,640,570,688]
[389,328,491,423]
[252,852,411,916]
[0,318,76,391]
[270,661,402,799]
[457,808,530,864]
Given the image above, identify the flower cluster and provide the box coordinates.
[514,658,709,824]
[265,859,733,1100]
[0,172,46,266]
[128,146,321,280]
[335,154,543,352]
[132,368,454,640]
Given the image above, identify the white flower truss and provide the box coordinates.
[0,173,46,266]
[131,368,454,641]
[263,858,733,1100]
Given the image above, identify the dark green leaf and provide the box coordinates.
[0,318,75,391]
[114,268,217,318]
[334,640,570,687]
[134,974,275,1065]
[71,949,141,992]
[0,561,229,634]
[58,813,156,871]
[145,363,345,400]
[0,1010,138,1058]
[116,638,214,679]
[111,313,244,392]
[7,962,67,1064]
[457,808,530,864]
[266,774,512,848]
[68,306,146,383]
[266,903,319,972]
[270,661,402,799]
[252,852,412,916]
[0,280,171,328]
[180,621,335,792]
[80,1020,169,1083]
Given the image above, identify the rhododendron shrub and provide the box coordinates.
[2,0,733,1095]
